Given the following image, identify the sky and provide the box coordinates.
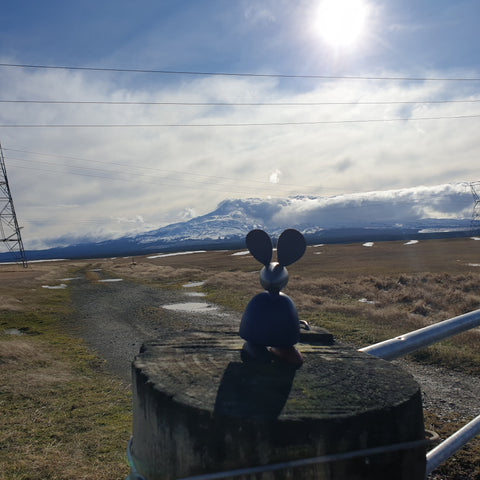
[0,0,480,250]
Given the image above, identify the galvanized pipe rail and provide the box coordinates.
[359,307,480,360]
[425,414,480,476]
[360,308,480,477]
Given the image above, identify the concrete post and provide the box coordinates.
[130,331,426,480]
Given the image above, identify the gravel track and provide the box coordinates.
[68,272,480,418]
[67,273,240,383]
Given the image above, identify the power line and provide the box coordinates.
[7,162,284,197]
[1,99,480,106]
[1,62,480,82]
[1,113,480,128]
[8,160,319,198]
[4,148,320,191]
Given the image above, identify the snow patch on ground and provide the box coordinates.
[147,250,207,259]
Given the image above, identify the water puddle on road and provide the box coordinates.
[162,302,218,313]
[3,328,23,335]
[182,281,205,288]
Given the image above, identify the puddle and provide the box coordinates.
[358,298,375,304]
[185,292,206,297]
[182,281,205,288]
[98,278,124,283]
[58,277,82,281]
[162,302,218,312]
[363,242,374,247]
[3,328,23,335]
[468,263,480,267]
[404,240,419,245]
[42,284,68,290]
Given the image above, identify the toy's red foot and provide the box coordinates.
[268,346,303,368]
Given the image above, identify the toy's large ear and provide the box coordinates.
[277,229,306,266]
[246,229,272,266]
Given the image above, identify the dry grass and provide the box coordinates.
[0,262,131,480]
[1,237,480,479]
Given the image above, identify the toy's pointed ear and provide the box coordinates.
[277,229,306,266]
[246,229,272,266]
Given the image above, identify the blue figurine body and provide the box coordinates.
[239,229,306,367]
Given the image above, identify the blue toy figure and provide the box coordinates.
[239,228,306,367]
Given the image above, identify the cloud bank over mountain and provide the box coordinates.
[266,183,473,231]
[1,182,475,262]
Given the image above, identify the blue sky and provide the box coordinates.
[1,0,479,249]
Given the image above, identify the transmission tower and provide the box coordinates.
[470,181,480,232]
[0,142,27,267]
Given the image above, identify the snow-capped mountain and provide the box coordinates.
[1,183,477,261]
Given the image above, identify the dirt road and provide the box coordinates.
[67,271,240,383]
[67,269,480,423]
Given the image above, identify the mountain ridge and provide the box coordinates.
[1,184,477,262]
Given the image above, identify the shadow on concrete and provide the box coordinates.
[214,361,296,420]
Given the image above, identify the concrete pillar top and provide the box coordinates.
[134,331,420,422]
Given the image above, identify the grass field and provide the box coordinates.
[1,237,480,479]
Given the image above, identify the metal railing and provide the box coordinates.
[359,307,480,360]
[425,414,480,476]
[359,308,480,476]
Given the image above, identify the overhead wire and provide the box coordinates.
[1,113,480,127]
[8,157,471,212]
[6,162,291,197]
[1,62,480,81]
[3,148,322,192]
[1,99,480,106]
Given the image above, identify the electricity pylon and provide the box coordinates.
[470,181,480,232]
[0,142,27,267]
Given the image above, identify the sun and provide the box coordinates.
[315,0,368,48]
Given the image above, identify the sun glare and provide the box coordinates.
[315,0,368,48]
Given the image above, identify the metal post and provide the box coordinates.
[359,308,480,360]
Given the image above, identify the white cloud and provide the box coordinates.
[244,3,277,24]
[269,169,282,184]
[0,63,479,249]
[269,184,472,229]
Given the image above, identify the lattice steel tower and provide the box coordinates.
[470,181,480,231]
[0,142,27,267]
